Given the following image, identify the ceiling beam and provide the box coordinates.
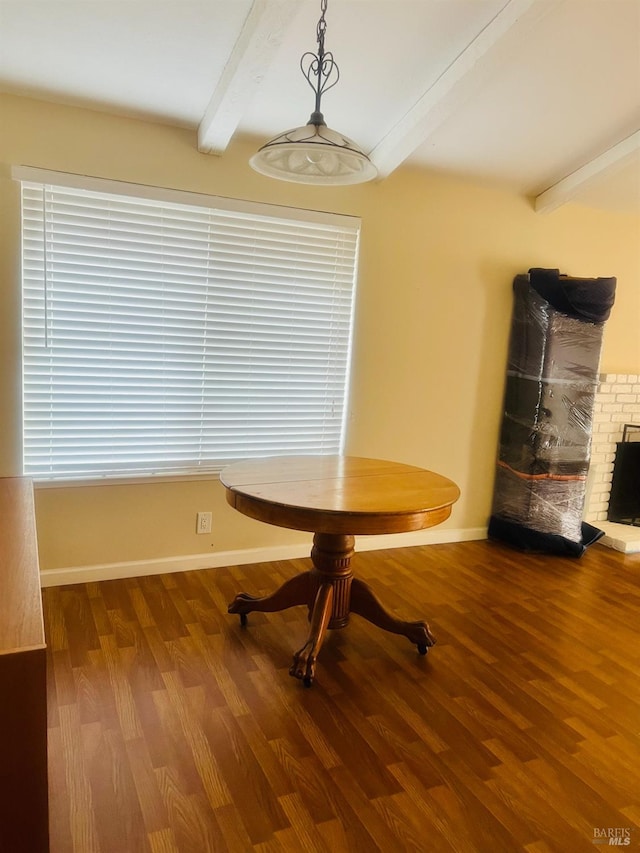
[534,130,640,213]
[198,0,297,155]
[369,0,551,178]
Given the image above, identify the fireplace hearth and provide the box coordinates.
[585,373,640,552]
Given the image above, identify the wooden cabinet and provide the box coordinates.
[0,478,49,853]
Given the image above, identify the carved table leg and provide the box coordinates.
[286,533,355,685]
[229,531,434,684]
[350,577,437,654]
[289,582,334,687]
[228,571,313,625]
[310,533,354,629]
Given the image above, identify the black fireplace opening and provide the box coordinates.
[607,423,640,526]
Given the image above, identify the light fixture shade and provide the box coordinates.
[250,122,378,186]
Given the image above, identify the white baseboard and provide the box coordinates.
[39,526,487,588]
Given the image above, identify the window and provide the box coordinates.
[17,169,360,481]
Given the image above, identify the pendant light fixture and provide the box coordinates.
[249,0,377,186]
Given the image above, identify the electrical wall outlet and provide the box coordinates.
[196,511,212,534]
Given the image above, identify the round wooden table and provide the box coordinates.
[221,455,460,686]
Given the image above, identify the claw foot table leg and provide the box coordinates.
[228,571,313,624]
[350,577,436,654]
[290,582,334,687]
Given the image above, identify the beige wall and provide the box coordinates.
[1,92,639,573]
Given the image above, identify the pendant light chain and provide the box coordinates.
[302,0,339,123]
[317,0,327,47]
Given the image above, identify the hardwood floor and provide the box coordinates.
[43,540,640,852]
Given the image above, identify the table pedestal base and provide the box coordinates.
[227,532,436,686]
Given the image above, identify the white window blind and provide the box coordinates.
[20,176,360,480]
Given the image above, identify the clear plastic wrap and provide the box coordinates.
[489,269,616,556]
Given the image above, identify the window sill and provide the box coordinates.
[33,471,223,489]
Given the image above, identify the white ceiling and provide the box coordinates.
[1,0,639,213]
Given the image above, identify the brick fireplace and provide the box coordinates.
[585,372,640,552]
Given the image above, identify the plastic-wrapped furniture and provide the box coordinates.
[489,268,616,556]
